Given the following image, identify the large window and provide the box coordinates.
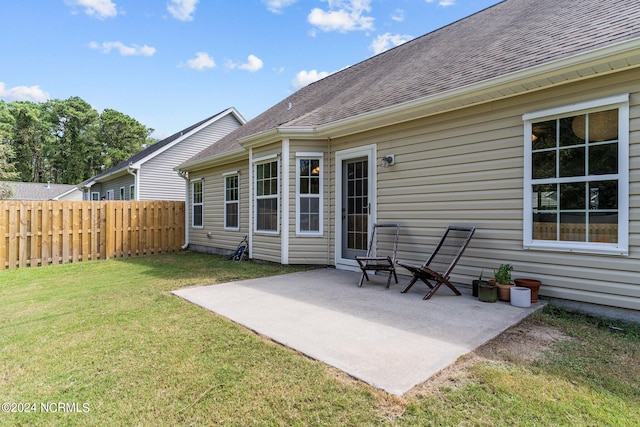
[296,155,322,235]
[191,180,203,228]
[255,160,278,232]
[224,173,239,230]
[523,95,629,255]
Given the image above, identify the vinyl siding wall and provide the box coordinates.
[139,114,242,200]
[327,69,640,310]
[251,144,283,263]
[188,159,249,255]
[100,174,135,200]
[287,140,330,265]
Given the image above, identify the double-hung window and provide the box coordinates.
[191,179,203,228]
[296,154,322,235]
[129,185,135,200]
[523,94,629,255]
[255,160,279,233]
[224,172,239,230]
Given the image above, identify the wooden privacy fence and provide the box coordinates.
[0,201,185,269]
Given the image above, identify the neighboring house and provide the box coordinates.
[178,0,640,311]
[0,181,83,201]
[79,108,245,201]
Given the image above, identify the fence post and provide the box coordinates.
[105,201,114,260]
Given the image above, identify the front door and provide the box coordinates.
[342,157,369,260]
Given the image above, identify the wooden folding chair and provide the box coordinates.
[397,225,476,300]
[355,222,400,289]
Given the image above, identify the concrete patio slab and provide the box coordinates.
[173,268,544,396]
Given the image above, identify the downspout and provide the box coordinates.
[82,183,93,200]
[178,170,190,250]
[126,164,138,200]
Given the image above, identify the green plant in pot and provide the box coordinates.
[492,263,513,302]
[476,269,497,303]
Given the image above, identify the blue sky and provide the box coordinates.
[0,0,501,139]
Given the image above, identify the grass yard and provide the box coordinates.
[1,253,639,426]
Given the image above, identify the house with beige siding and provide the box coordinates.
[178,0,640,311]
[79,108,245,201]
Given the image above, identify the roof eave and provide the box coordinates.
[238,127,317,149]
[176,147,248,173]
[317,38,640,138]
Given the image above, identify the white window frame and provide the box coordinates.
[91,192,100,201]
[106,189,114,200]
[224,171,240,231]
[129,185,135,201]
[191,179,204,229]
[295,153,323,236]
[119,187,125,200]
[522,94,629,255]
[254,156,280,234]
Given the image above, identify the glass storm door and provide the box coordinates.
[341,157,369,259]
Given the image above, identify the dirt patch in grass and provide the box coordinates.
[375,317,573,415]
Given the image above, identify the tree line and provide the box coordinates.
[0,96,155,192]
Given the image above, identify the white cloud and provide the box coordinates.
[89,41,156,56]
[239,55,264,72]
[0,82,49,102]
[292,70,330,90]
[263,0,298,14]
[308,0,374,32]
[167,0,199,21]
[425,0,456,6]
[66,0,118,19]
[369,33,413,55]
[226,55,264,72]
[391,9,404,22]
[186,52,215,70]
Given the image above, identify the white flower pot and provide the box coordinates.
[510,287,531,308]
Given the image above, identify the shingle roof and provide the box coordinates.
[182,0,640,167]
[1,181,78,200]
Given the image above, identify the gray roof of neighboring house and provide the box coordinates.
[181,0,640,168]
[1,181,79,200]
[81,107,242,186]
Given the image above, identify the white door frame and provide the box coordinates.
[334,144,377,271]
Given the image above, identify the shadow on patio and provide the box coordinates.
[173,268,543,396]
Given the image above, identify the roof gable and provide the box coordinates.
[83,107,244,184]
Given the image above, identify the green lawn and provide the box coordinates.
[1,253,639,426]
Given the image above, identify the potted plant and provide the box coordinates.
[492,264,513,302]
[476,270,497,303]
[471,269,486,297]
